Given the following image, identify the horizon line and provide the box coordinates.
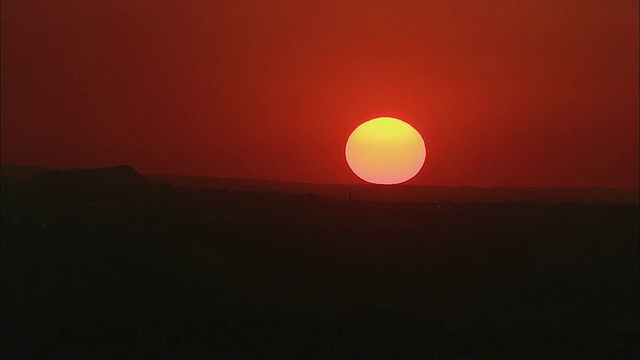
[2,162,638,192]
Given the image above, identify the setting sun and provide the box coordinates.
[345,117,426,185]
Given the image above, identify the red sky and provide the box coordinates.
[2,0,638,188]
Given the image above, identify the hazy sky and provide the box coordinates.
[2,0,638,188]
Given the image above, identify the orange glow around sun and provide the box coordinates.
[346,117,426,185]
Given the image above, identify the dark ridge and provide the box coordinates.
[37,164,144,183]
[31,165,149,196]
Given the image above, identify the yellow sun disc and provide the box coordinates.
[345,117,426,185]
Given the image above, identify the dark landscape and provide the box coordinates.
[3,0,638,358]
[2,165,638,358]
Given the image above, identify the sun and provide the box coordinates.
[345,117,426,185]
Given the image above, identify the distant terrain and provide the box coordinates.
[3,163,638,203]
[150,173,639,203]
[2,165,638,358]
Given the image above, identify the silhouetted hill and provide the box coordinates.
[2,164,146,185]
[33,165,147,190]
[12,165,169,205]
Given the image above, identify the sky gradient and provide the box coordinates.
[2,0,638,188]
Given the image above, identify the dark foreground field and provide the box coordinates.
[2,168,639,359]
